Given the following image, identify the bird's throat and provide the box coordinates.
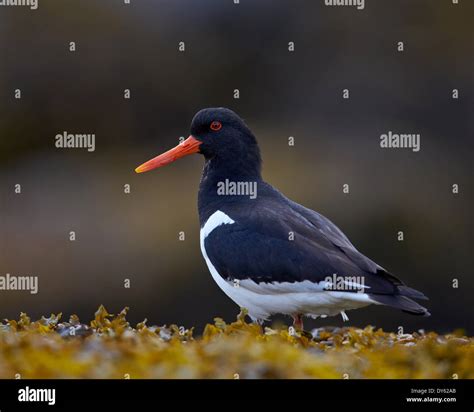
[198,155,262,225]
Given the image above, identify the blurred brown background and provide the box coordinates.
[0,0,472,334]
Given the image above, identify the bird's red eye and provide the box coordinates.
[210,121,222,131]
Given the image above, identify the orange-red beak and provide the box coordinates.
[135,135,201,173]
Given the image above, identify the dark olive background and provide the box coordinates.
[0,0,472,334]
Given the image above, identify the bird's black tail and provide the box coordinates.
[369,285,430,317]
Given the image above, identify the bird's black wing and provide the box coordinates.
[286,198,429,301]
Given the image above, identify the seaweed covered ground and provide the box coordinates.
[0,306,472,379]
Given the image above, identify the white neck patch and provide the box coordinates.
[201,210,235,239]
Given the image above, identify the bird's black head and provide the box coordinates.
[135,107,261,179]
[190,107,256,159]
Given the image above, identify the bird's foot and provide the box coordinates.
[292,314,304,331]
[291,315,313,339]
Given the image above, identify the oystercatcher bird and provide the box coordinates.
[136,108,429,329]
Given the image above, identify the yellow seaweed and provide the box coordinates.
[0,306,472,379]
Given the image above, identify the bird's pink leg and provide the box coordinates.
[292,314,304,331]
